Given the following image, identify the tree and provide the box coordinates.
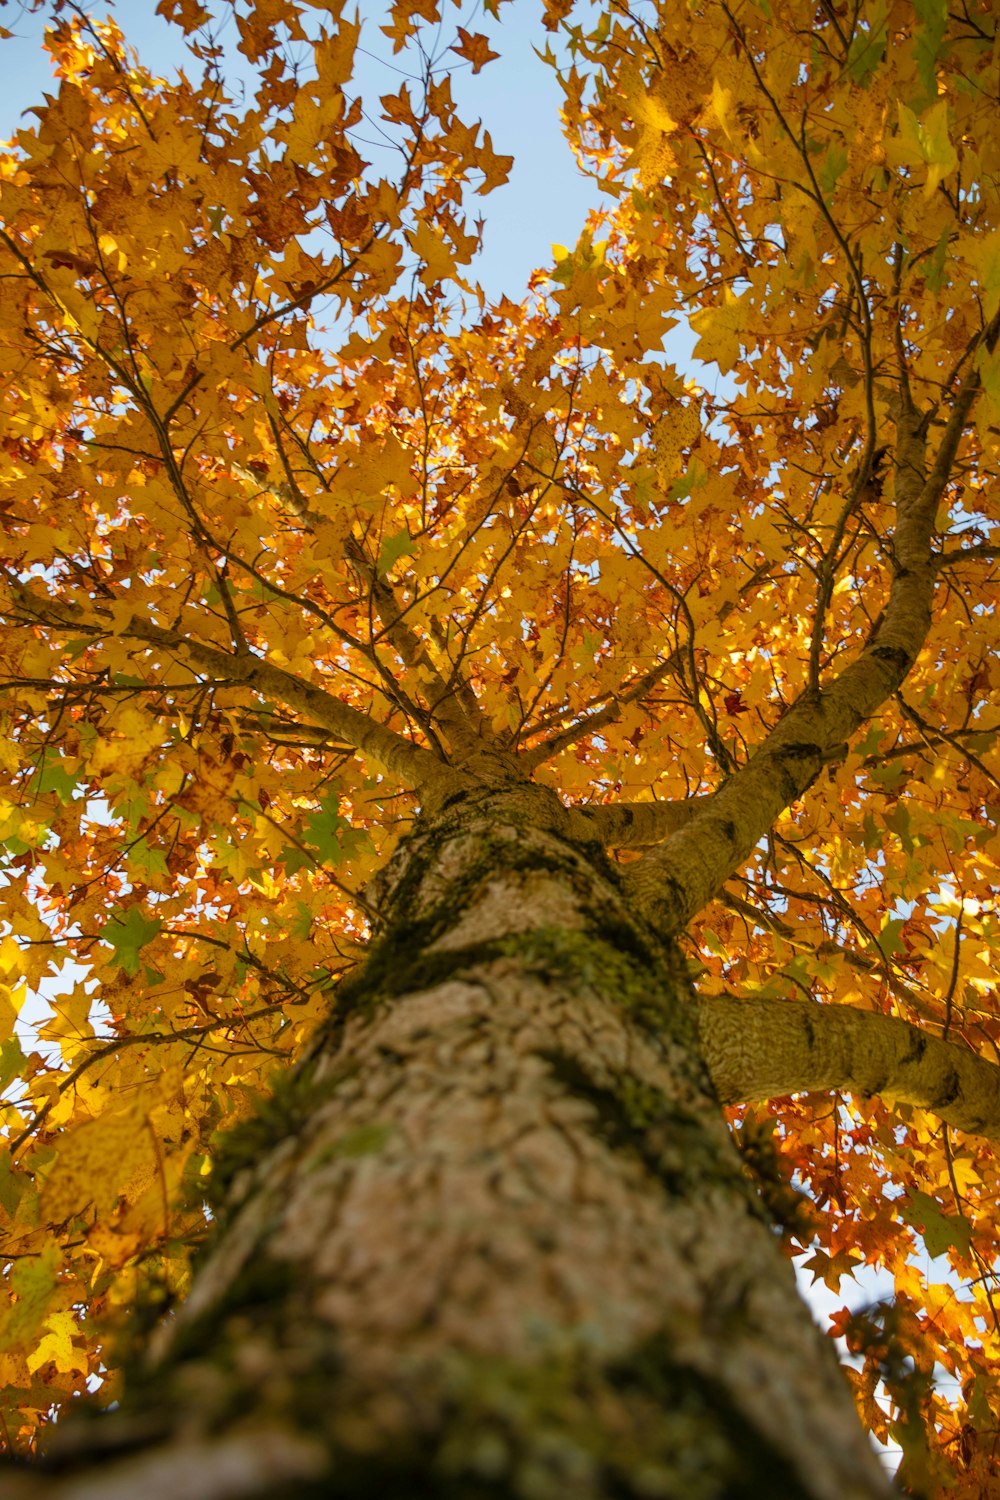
[0,0,998,1492]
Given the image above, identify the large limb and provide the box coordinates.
[623,348,990,935]
[128,622,466,799]
[563,797,708,848]
[698,994,1000,1142]
[0,575,462,800]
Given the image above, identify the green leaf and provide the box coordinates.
[701,928,726,957]
[0,1248,58,1353]
[965,227,1000,320]
[302,792,346,863]
[854,723,886,758]
[0,1150,27,1218]
[286,791,374,872]
[923,227,950,294]
[103,907,163,975]
[871,759,908,792]
[278,844,314,876]
[888,98,957,197]
[873,916,906,959]
[967,1374,994,1428]
[884,803,914,853]
[129,838,170,879]
[818,143,849,197]
[845,4,887,86]
[912,0,947,100]
[667,455,708,505]
[901,1189,971,1260]
[30,760,79,803]
[291,901,314,941]
[338,825,373,860]
[377,527,415,576]
[0,1034,27,1094]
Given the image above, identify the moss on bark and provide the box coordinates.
[40,796,888,1500]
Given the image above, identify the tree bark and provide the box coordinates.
[699,993,1000,1140]
[11,787,892,1500]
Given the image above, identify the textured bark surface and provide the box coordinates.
[9,790,892,1499]
[700,993,1000,1139]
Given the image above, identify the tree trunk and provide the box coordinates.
[17,787,892,1500]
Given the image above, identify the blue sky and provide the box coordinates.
[0,0,599,300]
[0,1,715,378]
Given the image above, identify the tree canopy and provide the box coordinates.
[0,0,998,1490]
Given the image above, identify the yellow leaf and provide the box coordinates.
[709,76,735,141]
[0,982,26,1037]
[885,98,957,197]
[0,1249,59,1355]
[314,17,360,89]
[653,401,701,485]
[40,1103,158,1225]
[407,219,458,287]
[689,289,747,373]
[27,1311,87,1376]
[89,705,157,777]
[632,86,678,135]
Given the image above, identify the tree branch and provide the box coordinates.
[519,559,775,773]
[698,994,1000,1142]
[623,340,992,934]
[563,797,708,848]
[0,569,462,798]
[124,619,464,797]
[233,455,489,758]
[936,543,1000,569]
[718,889,940,1022]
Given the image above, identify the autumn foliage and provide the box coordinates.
[0,0,999,1491]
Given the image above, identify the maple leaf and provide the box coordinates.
[155,0,211,32]
[885,97,958,198]
[26,1311,88,1376]
[406,218,458,285]
[0,1251,59,1356]
[102,908,164,976]
[450,27,500,74]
